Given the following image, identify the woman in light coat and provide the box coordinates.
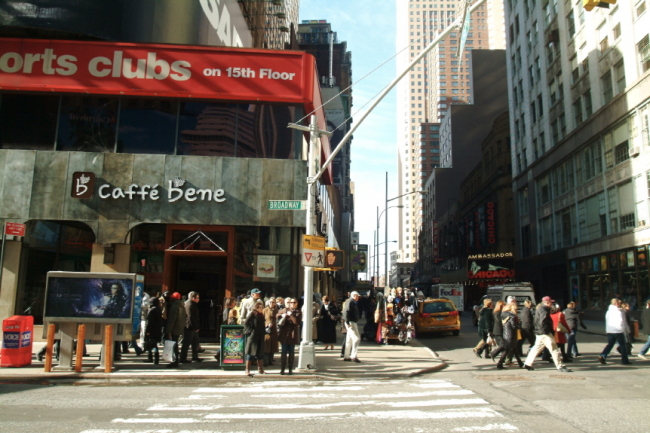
[263,298,279,366]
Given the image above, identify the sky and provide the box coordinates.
[299,0,401,279]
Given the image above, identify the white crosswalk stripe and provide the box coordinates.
[80,378,520,433]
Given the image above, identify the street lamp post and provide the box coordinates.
[384,188,428,288]
[377,199,403,287]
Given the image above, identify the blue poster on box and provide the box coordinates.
[132,275,145,336]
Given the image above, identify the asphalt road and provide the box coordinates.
[0,318,648,433]
[417,315,650,433]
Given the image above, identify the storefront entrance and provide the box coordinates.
[162,225,234,341]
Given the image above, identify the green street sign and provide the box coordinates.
[268,200,306,210]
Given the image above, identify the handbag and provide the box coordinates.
[265,324,273,334]
[277,315,287,329]
[485,335,494,345]
[162,339,176,362]
[557,322,569,333]
[516,329,523,340]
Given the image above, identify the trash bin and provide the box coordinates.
[1,315,34,367]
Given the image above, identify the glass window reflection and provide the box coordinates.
[117,99,177,154]
[57,96,118,152]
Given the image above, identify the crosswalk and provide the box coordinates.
[80,378,520,432]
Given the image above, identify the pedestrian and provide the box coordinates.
[277,297,302,375]
[263,298,279,366]
[144,297,164,364]
[637,299,650,360]
[312,301,321,343]
[517,299,536,357]
[165,292,186,368]
[139,290,151,350]
[180,291,203,363]
[342,291,361,363]
[320,295,339,350]
[598,298,632,365]
[492,300,505,352]
[374,292,386,344]
[550,304,572,363]
[563,301,587,358]
[244,300,266,376]
[523,296,571,372]
[222,297,235,325]
[491,302,524,369]
[276,297,285,310]
[621,302,635,355]
[473,298,494,358]
[240,288,261,324]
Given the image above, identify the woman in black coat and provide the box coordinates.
[518,299,536,357]
[145,297,164,364]
[319,296,339,350]
[474,298,494,358]
[493,303,524,369]
[244,300,266,376]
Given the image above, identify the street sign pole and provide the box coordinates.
[289,115,331,371]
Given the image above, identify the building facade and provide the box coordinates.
[506,0,650,314]
[0,2,347,335]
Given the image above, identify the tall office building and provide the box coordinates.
[506,1,650,314]
[395,0,505,265]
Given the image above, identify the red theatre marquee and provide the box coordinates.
[0,38,332,181]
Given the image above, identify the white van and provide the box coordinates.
[486,282,536,321]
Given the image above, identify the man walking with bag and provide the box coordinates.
[180,291,203,363]
[523,296,571,373]
[342,291,361,363]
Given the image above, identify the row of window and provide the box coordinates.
[0,94,301,159]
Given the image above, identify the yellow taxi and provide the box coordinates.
[414,298,461,336]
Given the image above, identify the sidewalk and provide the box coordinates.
[0,336,446,383]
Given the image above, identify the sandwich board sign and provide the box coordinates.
[302,235,325,267]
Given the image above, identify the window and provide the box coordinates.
[601,71,613,104]
[519,187,529,216]
[538,174,550,205]
[613,23,621,40]
[0,94,59,150]
[567,10,576,39]
[615,61,626,95]
[583,90,593,117]
[56,96,118,152]
[573,99,583,126]
[639,35,650,73]
[614,140,630,165]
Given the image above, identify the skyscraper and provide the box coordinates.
[395,0,505,264]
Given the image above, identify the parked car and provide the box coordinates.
[413,298,460,337]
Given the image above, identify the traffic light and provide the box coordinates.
[583,0,617,11]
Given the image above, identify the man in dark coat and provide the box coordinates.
[180,291,202,363]
[523,296,570,372]
[165,292,187,368]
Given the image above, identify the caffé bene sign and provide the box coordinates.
[71,172,226,204]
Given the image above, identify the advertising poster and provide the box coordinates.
[255,255,278,280]
[131,275,145,336]
[467,255,515,280]
[220,326,246,367]
[44,272,136,323]
[350,245,367,272]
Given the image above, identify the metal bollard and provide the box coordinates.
[43,324,55,373]
[74,324,86,373]
[104,324,113,373]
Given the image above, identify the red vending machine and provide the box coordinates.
[1,315,34,367]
